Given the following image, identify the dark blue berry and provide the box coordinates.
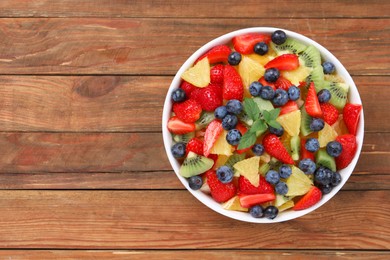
[228,51,242,66]
[264,206,279,219]
[188,175,203,190]
[298,158,316,174]
[322,61,335,74]
[226,99,243,115]
[320,184,333,194]
[264,68,280,83]
[265,170,280,185]
[254,42,269,55]
[249,205,264,218]
[305,138,320,152]
[272,89,289,106]
[271,30,287,45]
[171,88,186,102]
[275,182,288,195]
[269,125,284,137]
[249,81,263,97]
[214,106,228,120]
[314,167,333,186]
[226,129,241,145]
[171,142,186,159]
[326,141,343,157]
[310,118,325,132]
[222,114,238,130]
[331,172,342,187]
[288,86,300,101]
[216,166,234,183]
[279,164,292,179]
[317,89,331,103]
[252,144,265,156]
[259,85,275,100]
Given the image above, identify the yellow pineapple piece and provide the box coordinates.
[275,194,294,207]
[181,57,210,88]
[238,55,265,97]
[318,122,338,148]
[233,156,261,186]
[246,53,275,66]
[276,110,301,137]
[210,130,234,156]
[214,155,229,169]
[278,200,295,212]
[333,115,349,136]
[282,63,312,85]
[222,196,248,212]
[286,166,313,196]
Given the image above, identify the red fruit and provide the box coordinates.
[263,134,294,164]
[235,123,252,154]
[232,33,271,54]
[343,103,362,135]
[320,103,339,126]
[238,176,274,195]
[190,84,223,111]
[180,81,197,97]
[210,64,225,86]
[239,193,276,208]
[223,65,244,101]
[274,76,293,91]
[167,116,195,135]
[173,99,202,123]
[265,54,299,71]
[280,100,299,116]
[305,82,323,117]
[203,120,223,157]
[300,139,315,161]
[206,170,237,203]
[196,45,231,64]
[293,186,322,210]
[186,138,204,156]
[335,134,358,169]
[259,76,275,90]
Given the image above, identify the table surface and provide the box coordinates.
[0,1,389,259]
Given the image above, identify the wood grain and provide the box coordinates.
[0,190,388,249]
[0,18,388,75]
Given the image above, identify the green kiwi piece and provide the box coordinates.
[322,81,349,110]
[316,149,336,172]
[290,135,301,161]
[238,111,254,127]
[195,111,215,130]
[225,153,246,169]
[300,106,313,136]
[306,65,325,91]
[179,151,214,178]
[300,45,321,68]
[173,132,195,144]
[259,163,270,176]
[271,38,307,54]
[253,97,274,119]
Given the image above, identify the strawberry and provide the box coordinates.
[196,45,231,64]
[186,137,204,155]
[203,120,223,157]
[293,186,322,210]
[280,100,299,116]
[232,33,271,54]
[238,175,274,195]
[173,99,202,123]
[223,65,244,101]
[210,64,225,86]
[238,193,276,208]
[335,134,357,169]
[190,84,223,111]
[206,170,237,203]
[300,138,315,161]
[305,82,323,117]
[264,54,299,71]
[274,76,293,91]
[320,103,339,125]
[180,81,197,97]
[235,123,252,154]
[167,116,195,134]
[343,103,362,135]
[263,134,294,164]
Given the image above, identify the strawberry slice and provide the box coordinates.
[206,170,237,203]
[274,76,293,91]
[173,99,202,123]
[238,175,274,195]
[300,139,315,161]
[239,193,276,208]
[263,134,294,164]
[335,134,357,169]
[186,137,204,156]
[320,103,339,126]
[264,54,299,71]
[203,120,223,157]
[180,81,197,97]
[167,116,195,135]
[293,186,322,210]
[305,82,323,117]
[210,64,225,86]
[196,45,231,64]
[190,84,223,111]
[223,65,244,101]
[280,100,299,116]
[343,103,362,135]
[232,33,271,54]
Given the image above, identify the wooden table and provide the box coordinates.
[0,1,388,259]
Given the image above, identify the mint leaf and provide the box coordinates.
[267,120,282,129]
[237,131,257,150]
[250,119,267,135]
[269,108,281,121]
[262,110,271,122]
[243,98,260,121]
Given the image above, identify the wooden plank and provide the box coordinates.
[0,190,388,249]
[0,0,389,18]
[0,18,388,75]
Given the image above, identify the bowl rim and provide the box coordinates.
[162,27,364,223]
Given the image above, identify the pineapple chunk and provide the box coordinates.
[233,156,261,186]
[286,166,313,196]
[318,122,338,147]
[282,63,311,85]
[210,130,234,156]
[181,57,210,88]
[238,55,265,97]
[276,110,301,137]
[222,196,248,212]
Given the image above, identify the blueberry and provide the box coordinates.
[264,68,280,83]
[249,205,264,218]
[249,81,263,97]
[272,89,289,106]
[326,141,343,157]
[265,170,280,185]
[171,88,186,102]
[216,166,234,183]
[253,42,269,55]
[171,142,186,159]
[269,125,284,137]
[310,118,325,132]
[317,89,331,103]
[188,176,203,190]
[322,61,335,74]
[226,99,243,115]
[288,85,300,101]
[214,106,228,120]
[259,85,275,100]
[222,114,238,130]
[331,172,342,187]
[264,206,279,219]
[226,129,241,145]
[320,184,333,194]
[298,158,316,174]
[271,30,287,45]
[279,164,292,179]
[305,138,320,153]
[275,182,288,195]
[252,144,265,156]
[314,167,333,186]
[228,51,242,66]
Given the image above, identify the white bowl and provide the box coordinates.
[162,27,364,223]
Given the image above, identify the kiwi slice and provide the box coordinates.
[300,106,313,136]
[306,65,325,92]
[225,153,246,169]
[238,111,254,127]
[300,45,321,68]
[259,163,270,176]
[173,132,195,144]
[322,81,349,110]
[195,111,215,130]
[316,149,336,172]
[253,97,274,119]
[271,38,307,54]
[290,135,301,161]
[179,151,214,178]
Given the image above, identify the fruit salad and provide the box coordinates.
[167,29,362,220]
